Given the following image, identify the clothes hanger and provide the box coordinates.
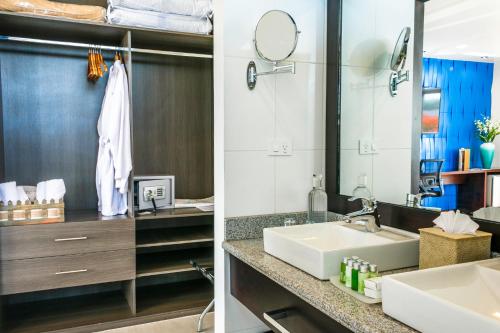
[99,46,108,73]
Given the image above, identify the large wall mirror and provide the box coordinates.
[338,0,500,224]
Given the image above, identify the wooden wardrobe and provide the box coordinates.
[0,1,214,332]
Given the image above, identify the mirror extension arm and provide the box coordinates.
[247,61,295,90]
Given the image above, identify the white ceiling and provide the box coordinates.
[424,0,500,61]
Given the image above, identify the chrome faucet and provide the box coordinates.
[344,196,381,233]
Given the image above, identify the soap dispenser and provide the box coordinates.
[307,174,328,223]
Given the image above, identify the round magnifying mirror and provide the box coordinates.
[390,27,411,71]
[254,10,298,63]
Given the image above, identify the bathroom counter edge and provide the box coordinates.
[223,239,418,333]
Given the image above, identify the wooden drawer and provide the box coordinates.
[0,219,134,260]
[1,249,135,295]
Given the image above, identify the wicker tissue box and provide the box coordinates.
[419,227,491,269]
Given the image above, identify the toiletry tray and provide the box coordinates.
[0,199,65,226]
[329,276,381,304]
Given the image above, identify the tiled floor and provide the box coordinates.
[99,313,214,333]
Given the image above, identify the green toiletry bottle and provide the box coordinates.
[369,264,379,278]
[351,262,360,291]
[340,257,348,283]
[345,259,353,288]
[358,264,369,294]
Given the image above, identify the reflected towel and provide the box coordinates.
[0,181,18,203]
[108,0,212,17]
[107,6,212,35]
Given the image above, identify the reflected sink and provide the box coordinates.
[263,222,419,280]
[383,258,500,333]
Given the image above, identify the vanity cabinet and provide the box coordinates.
[230,255,353,333]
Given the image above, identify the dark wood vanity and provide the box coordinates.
[230,256,353,333]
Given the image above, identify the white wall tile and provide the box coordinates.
[373,149,412,205]
[224,57,275,151]
[276,63,325,150]
[225,0,326,63]
[341,0,376,68]
[275,150,324,213]
[224,1,277,58]
[339,149,373,197]
[340,65,374,150]
[225,151,275,217]
[373,69,413,149]
[274,0,326,64]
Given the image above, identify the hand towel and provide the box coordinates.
[36,179,66,202]
[16,186,29,203]
[0,181,18,203]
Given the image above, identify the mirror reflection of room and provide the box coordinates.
[340,0,500,222]
[419,0,500,221]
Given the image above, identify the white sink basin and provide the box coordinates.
[383,258,500,333]
[263,222,419,280]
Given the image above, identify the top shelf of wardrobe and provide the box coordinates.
[0,11,213,54]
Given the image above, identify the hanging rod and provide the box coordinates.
[0,35,213,59]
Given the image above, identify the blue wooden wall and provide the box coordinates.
[421,58,494,210]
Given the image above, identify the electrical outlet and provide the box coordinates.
[359,139,377,155]
[268,139,293,156]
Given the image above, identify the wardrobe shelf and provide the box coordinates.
[135,208,213,221]
[136,248,213,278]
[136,279,213,317]
[64,209,133,224]
[136,226,214,248]
[2,289,133,333]
[0,10,213,54]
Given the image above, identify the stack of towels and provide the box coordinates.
[0,180,66,204]
[107,0,213,35]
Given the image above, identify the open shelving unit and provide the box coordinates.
[137,225,214,248]
[137,247,213,278]
[0,2,214,332]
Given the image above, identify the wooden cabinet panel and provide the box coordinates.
[230,255,353,333]
[1,249,135,295]
[0,219,134,260]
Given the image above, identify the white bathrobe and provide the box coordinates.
[96,60,132,216]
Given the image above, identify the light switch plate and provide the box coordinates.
[268,139,293,156]
[359,139,378,155]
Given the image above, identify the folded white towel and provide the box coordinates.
[16,186,29,203]
[36,179,66,202]
[107,6,212,35]
[108,0,212,17]
[36,181,47,202]
[0,181,18,203]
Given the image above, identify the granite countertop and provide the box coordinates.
[223,239,418,333]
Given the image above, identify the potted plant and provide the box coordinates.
[474,116,500,169]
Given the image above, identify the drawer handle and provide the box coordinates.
[54,237,88,242]
[55,269,88,275]
[263,311,291,333]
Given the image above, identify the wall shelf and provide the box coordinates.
[136,226,214,249]
[136,248,213,278]
[0,11,213,53]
